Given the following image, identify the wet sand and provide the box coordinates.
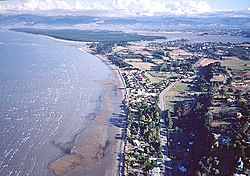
[49,50,126,176]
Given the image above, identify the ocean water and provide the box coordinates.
[0,30,111,176]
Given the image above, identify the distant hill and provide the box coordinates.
[1,13,250,40]
[241,31,250,38]
[1,13,250,31]
[0,14,99,26]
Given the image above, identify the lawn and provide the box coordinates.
[148,71,179,79]
[172,82,190,93]
[147,71,180,83]
[165,82,192,112]
[146,73,165,83]
[124,58,142,62]
[128,61,156,71]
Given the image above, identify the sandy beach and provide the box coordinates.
[49,48,126,176]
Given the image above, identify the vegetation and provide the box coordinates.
[82,36,250,175]
[125,96,162,174]
[90,41,128,54]
[108,55,132,68]
[12,28,165,42]
[166,110,173,129]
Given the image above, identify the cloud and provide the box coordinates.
[0,0,71,11]
[0,0,213,16]
[111,0,166,16]
[74,0,101,10]
[166,0,212,15]
[74,0,85,10]
[111,0,212,16]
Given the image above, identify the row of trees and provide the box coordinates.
[90,41,127,54]
[108,55,132,68]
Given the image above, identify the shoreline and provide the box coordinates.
[49,44,126,176]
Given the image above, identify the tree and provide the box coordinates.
[144,159,152,171]
[226,77,233,85]
[166,110,173,129]
[219,87,226,98]
[234,90,242,101]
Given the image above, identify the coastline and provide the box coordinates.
[49,45,126,176]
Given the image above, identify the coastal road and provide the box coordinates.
[115,69,127,176]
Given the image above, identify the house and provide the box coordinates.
[149,167,161,176]
[220,135,231,145]
[246,136,250,145]
[133,163,139,167]
[236,157,244,170]
[227,98,235,104]
[136,147,144,153]
[236,112,243,119]
[179,165,187,173]
[132,139,140,147]
[156,158,162,165]
[188,141,194,145]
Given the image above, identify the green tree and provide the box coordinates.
[166,110,173,129]
[226,77,233,85]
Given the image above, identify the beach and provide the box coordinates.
[49,48,126,176]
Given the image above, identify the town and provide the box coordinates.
[83,38,250,176]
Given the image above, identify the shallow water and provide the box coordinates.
[0,30,112,176]
[136,32,250,45]
[163,32,250,43]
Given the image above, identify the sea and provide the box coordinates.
[0,30,112,176]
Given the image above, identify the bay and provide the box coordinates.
[0,30,111,176]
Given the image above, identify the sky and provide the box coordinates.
[0,0,250,16]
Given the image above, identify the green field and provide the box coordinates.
[146,73,165,83]
[220,57,250,70]
[147,71,180,83]
[165,82,192,112]
[172,82,190,92]
[128,61,156,71]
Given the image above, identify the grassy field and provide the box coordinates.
[172,82,190,92]
[152,59,165,65]
[124,58,142,62]
[128,61,156,71]
[146,71,180,83]
[195,57,250,71]
[146,73,165,83]
[148,71,179,78]
[165,82,192,112]
[220,57,250,70]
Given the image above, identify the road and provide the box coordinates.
[158,81,179,111]
[158,81,179,176]
[160,113,172,176]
